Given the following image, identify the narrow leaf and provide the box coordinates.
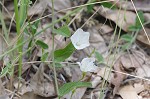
[41,52,49,62]
[0,67,9,78]
[55,63,62,68]
[54,42,75,62]
[36,40,48,49]
[95,51,104,63]
[122,42,131,51]
[53,25,71,37]
[59,81,92,97]
[101,2,117,9]
[0,63,11,78]
[135,11,144,27]
[87,4,94,13]
[128,25,140,32]
[121,34,133,42]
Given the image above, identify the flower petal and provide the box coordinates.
[71,28,90,50]
[78,58,98,72]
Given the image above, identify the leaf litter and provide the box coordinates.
[1,0,150,99]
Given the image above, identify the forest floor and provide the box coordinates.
[0,0,150,99]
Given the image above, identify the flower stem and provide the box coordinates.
[51,0,59,96]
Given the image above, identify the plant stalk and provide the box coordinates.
[51,0,59,96]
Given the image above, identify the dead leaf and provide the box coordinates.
[96,7,136,32]
[13,81,32,95]
[99,24,113,34]
[111,52,145,95]
[63,87,87,99]
[120,0,150,12]
[91,74,101,88]
[0,79,5,95]
[0,79,9,99]
[20,92,57,99]
[121,53,144,70]
[136,64,150,78]
[0,32,7,56]
[28,1,47,17]
[83,26,108,57]
[137,28,150,48]
[144,13,150,22]
[46,0,71,13]
[97,67,113,82]
[30,64,55,97]
[0,95,10,99]
[134,83,145,94]
[63,65,82,82]
[119,84,139,99]
[111,57,127,96]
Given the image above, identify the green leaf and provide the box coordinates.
[54,42,75,62]
[53,25,71,37]
[101,2,117,9]
[128,11,144,32]
[0,66,9,78]
[36,40,48,49]
[122,42,131,51]
[128,25,141,32]
[95,51,104,63]
[135,11,144,27]
[87,0,96,13]
[0,63,11,78]
[121,34,133,42]
[87,4,94,13]
[31,20,39,35]
[25,21,39,35]
[27,39,33,56]
[59,81,92,97]
[55,63,62,68]
[41,52,49,62]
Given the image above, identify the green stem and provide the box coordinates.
[14,0,28,83]
[14,0,20,34]
[14,0,23,85]
[51,0,59,96]
[0,10,9,42]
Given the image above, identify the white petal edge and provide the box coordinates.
[71,28,90,50]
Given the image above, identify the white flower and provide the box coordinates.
[77,58,98,72]
[71,28,90,50]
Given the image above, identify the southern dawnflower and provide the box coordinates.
[71,28,90,50]
[77,58,98,72]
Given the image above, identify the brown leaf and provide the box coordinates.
[63,87,87,99]
[136,64,150,78]
[111,57,127,96]
[144,13,150,22]
[136,28,150,48]
[134,83,145,94]
[111,52,145,95]
[30,64,55,97]
[96,7,136,32]
[119,84,139,99]
[97,67,113,83]
[99,24,113,34]
[28,1,47,17]
[0,31,7,56]
[120,0,150,13]
[46,0,71,17]
[121,53,144,70]
[83,26,108,57]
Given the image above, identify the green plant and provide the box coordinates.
[14,0,29,81]
[59,81,92,98]
[0,1,129,98]
[121,11,144,50]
